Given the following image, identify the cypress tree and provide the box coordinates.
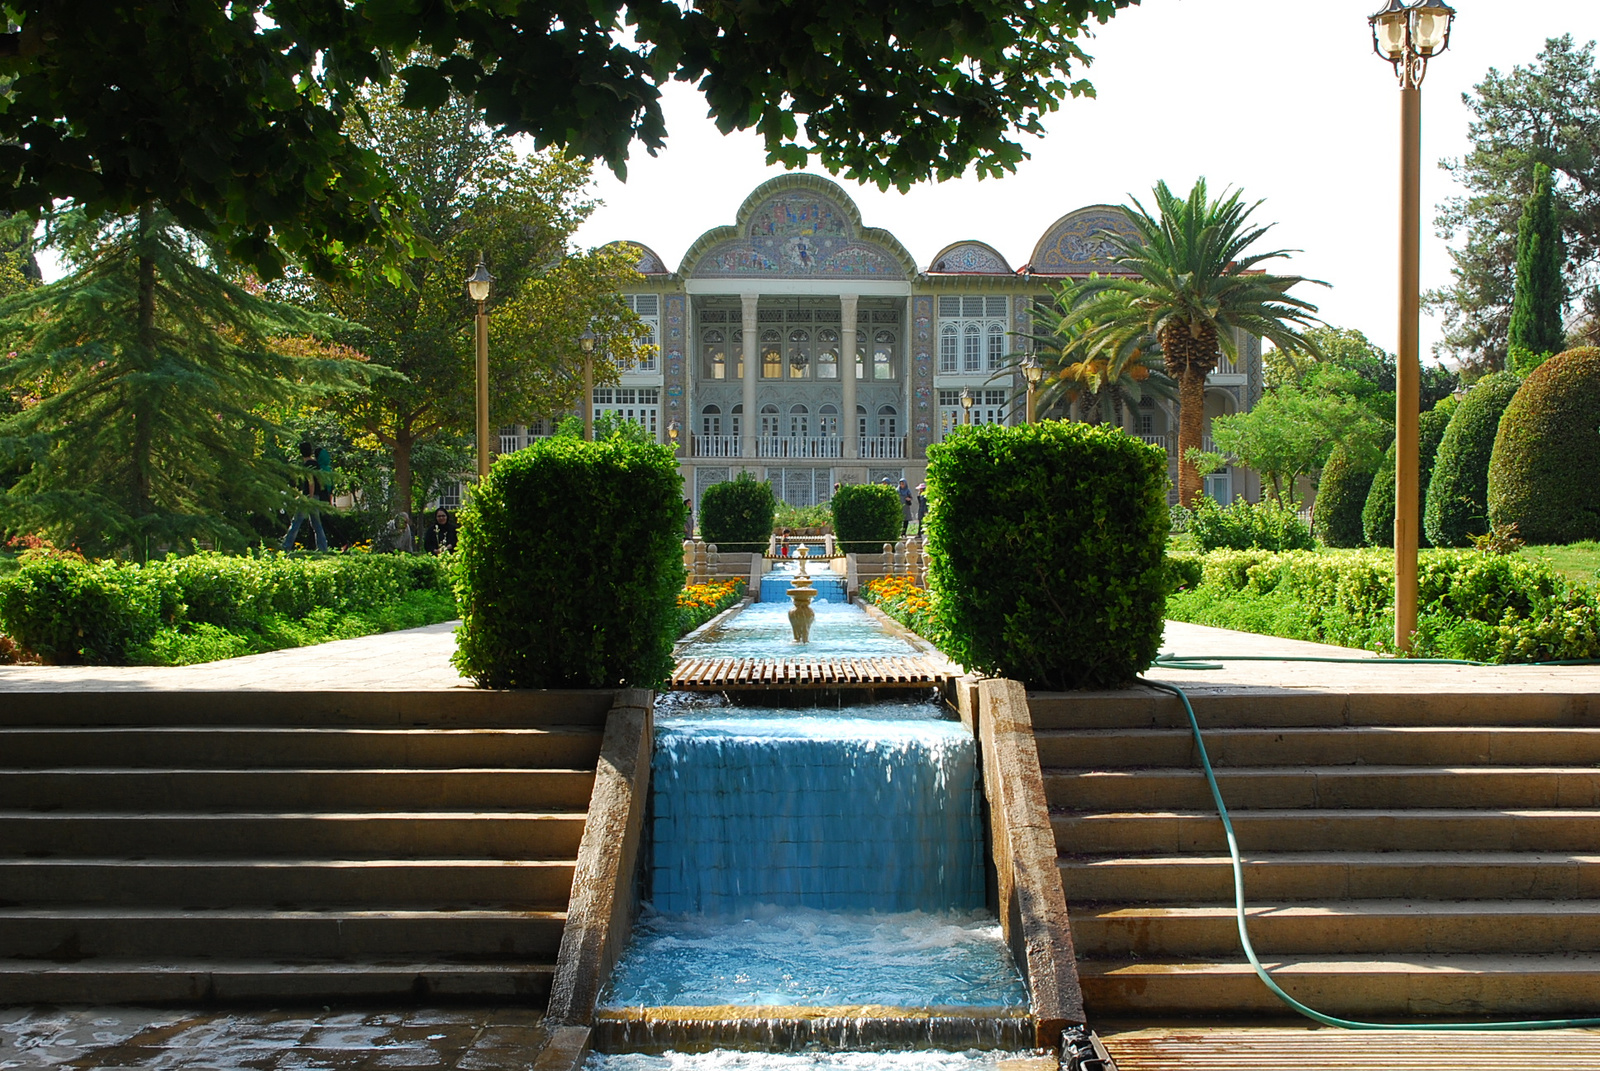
[1507,163,1567,364]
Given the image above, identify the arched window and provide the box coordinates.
[787,327,810,379]
[987,323,1005,370]
[817,328,839,379]
[874,329,896,380]
[878,404,898,438]
[761,329,782,378]
[963,323,981,372]
[819,404,839,437]
[855,329,868,380]
[703,329,726,380]
[789,404,809,437]
[730,403,742,440]
[760,403,780,437]
[701,404,721,438]
[940,324,958,373]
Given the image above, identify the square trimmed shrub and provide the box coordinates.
[925,422,1170,690]
[451,435,686,689]
[831,482,903,553]
[699,473,776,554]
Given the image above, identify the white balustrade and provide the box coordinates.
[1138,434,1168,452]
[691,434,743,458]
[756,436,843,459]
[860,436,906,459]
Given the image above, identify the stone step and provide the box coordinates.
[1028,690,1596,731]
[0,957,556,1003]
[0,858,576,907]
[1059,852,1600,902]
[1071,900,1600,958]
[0,769,596,811]
[0,812,588,859]
[0,908,566,960]
[0,689,615,729]
[0,727,605,770]
[1045,767,1600,812]
[1053,809,1600,854]
[1038,726,1600,769]
[1075,954,1600,1018]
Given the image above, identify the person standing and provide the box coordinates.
[897,478,913,537]
[683,498,695,540]
[280,441,329,552]
[915,482,928,536]
[423,509,457,554]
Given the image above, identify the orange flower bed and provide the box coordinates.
[678,578,746,635]
[860,575,943,645]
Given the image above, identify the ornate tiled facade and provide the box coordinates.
[526,175,1262,507]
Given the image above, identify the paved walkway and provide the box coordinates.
[2,618,1596,697]
[0,1005,550,1070]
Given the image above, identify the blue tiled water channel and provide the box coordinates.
[758,561,847,604]
[601,601,1027,1032]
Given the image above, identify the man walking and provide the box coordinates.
[280,441,330,551]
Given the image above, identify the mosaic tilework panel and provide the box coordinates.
[664,294,686,432]
[912,295,933,456]
[1033,207,1139,273]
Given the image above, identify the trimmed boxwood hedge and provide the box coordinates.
[1425,371,1521,547]
[699,474,775,554]
[925,422,1169,690]
[1362,402,1455,548]
[831,482,903,553]
[1315,445,1381,548]
[1488,347,1600,544]
[451,436,685,689]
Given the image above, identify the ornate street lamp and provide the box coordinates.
[578,328,598,441]
[1021,354,1044,425]
[668,420,681,453]
[466,257,494,479]
[960,386,975,426]
[1369,0,1454,653]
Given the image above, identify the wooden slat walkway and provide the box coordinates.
[671,654,954,691]
[1100,1025,1600,1069]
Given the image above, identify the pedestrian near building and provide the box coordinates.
[897,478,913,536]
[915,483,928,536]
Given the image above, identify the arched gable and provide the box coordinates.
[1027,205,1141,275]
[679,175,915,280]
[927,241,1012,275]
[604,240,670,275]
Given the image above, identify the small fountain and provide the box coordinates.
[787,547,817,643]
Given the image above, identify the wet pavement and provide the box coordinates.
[0,1006,550,1071]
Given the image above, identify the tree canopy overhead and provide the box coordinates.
[0,0,1136,278]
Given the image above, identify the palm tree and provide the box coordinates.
[1068,180,1324,506]
[1015,280,1178,427]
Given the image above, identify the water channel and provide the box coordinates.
[590,581,1038,1067]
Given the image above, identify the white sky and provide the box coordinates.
[571,0,1600,364]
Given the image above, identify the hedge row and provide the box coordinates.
[1166,548,1600,663]
[0,550,452,664]
[832,483,903,553]
[699,474,775,554]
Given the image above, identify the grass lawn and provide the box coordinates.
[1518,541,1600,588]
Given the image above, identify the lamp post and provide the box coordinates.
[466,257,494,479]
[578,328,597,441]
[668,420,681,453]
[1370,0,1454,653]
[1021,354,1043,425]
[960,386,975,426]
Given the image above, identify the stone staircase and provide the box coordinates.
[0,690,611,1003]
[1035,687,1600,1018]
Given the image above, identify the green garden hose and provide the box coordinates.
[1139,654,1600,1030]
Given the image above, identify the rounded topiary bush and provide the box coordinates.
[831,482,903,553]
[698,474,775,554]
[1425,370,1521,547]
[1488,346,1600,544]
[925,423,1169,690]
[1363,402,1455,548]
[1315,445,1381,548]
[451,436,685,689]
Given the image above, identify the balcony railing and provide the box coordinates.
[1137,434,1168,452]
[756,436,844,459]
[861,435,906,460]
[689,434,740,458]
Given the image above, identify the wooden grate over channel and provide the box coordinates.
[671,655,953,691]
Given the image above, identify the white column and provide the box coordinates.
[841,293,859,460]
[741,293,759,461]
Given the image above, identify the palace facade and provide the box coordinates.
[496,174,1264,510]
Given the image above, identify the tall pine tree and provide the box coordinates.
[0,208,367,555]
[1507,162,1567,367]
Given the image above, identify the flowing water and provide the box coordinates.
[758,561,848,605]
[677,603,913,660]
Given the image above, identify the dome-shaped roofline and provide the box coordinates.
[1026,204,1141,275]
[678,174,917,280]
[602,240,671,276]
[926,240,1012,275]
